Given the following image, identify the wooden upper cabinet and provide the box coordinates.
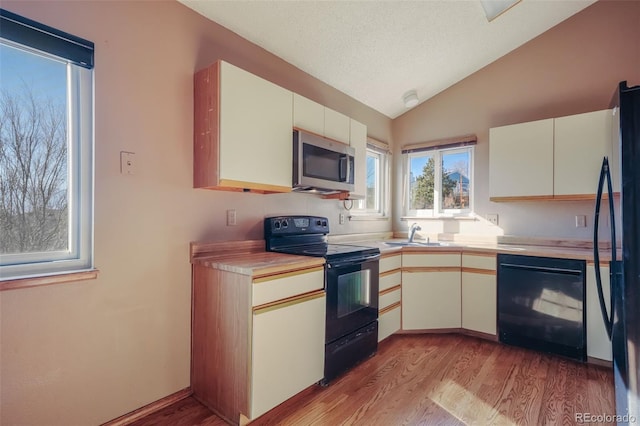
[489,118,554,199]
[194,60,293,193]
[324,107,351,144]
[554,109,613,197]
[349,119,367,200]
[293,93,324,136]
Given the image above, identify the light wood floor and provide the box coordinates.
[130,334,614,426]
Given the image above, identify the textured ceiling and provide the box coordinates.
[179,0,597,118]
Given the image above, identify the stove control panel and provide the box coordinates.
[264,215,329,236]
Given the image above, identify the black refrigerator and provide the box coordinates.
[593,81,640,422]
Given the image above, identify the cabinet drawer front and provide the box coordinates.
[378,305,401,342]
[403,253,461,268]
[380,254,401,273]
[379,271,401,292]
[379,287,401,310]
[252,268,324,307]
[462,254,496,271]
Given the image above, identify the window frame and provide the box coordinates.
[351,144,390,219]
[404,145,474,218]
[0,10,94,282]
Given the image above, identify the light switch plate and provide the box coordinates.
[487,214,499,226]
[575,215,587,228]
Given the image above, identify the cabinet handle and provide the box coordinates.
[253,290,325,315]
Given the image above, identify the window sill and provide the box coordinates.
[349,215,390,221]
[0,269,99,292]
[401,215,478,221]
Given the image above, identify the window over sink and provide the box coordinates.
[403,136,475,217]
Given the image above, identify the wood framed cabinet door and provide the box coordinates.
[194,60,293,193]
[402,270,461,330]
[293,93,324,136]
[554,109,614,197]
[461,254,497,336]
[251,292,326,419]
[586,263,613,361]
[324,107,350,144]
[489,118,554,200]
[461,273,496,335]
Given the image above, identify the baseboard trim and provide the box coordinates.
[101,387,192,426]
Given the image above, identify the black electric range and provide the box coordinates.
[264,215,380,385]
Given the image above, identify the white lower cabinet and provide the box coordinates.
[461,272,496,335]
[251,293,326,418]
[402,270,461,330]
[378,306,401,342]
[378,254,402,342]
[461,253,497,336]
[192,264,326,424]
[586,263,613,361]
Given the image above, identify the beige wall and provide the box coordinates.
[0,1,391,424]
[392,0,640,240]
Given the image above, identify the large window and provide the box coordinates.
[353,142,389,217]
[0,9,94,280]
[405,143,474,217]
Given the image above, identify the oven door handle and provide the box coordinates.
[327,253,380,269]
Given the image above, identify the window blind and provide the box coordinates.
[0,8,94,68]
[401,134,477,154]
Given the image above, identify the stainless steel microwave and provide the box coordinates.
[293,130,355,194]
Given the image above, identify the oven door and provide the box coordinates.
[325,254,379,343]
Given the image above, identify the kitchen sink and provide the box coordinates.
[384,241,449,247]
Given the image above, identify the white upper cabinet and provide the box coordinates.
[489,109,616,200]
[219,61,293,190]
[293,94,350,144]
[489,118,554,199]
[293,93,324,136]
[324,107,351,144]
[194,60,293,193]
[349,118,367,199]
[554,109,614,196]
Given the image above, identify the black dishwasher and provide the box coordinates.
[497,254,586,362]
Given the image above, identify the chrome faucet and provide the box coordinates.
[408,223,422,243]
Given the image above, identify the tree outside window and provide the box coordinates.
[1,45,69,255]
[407,147,473,216]
[0,9,94,281]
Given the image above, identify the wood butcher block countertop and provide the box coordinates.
[193,251,324,277]
[350,239,618,263]
[189,235,617,278]
[190,240,324,277]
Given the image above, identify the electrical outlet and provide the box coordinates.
[487,214,499,226]
[120,151,136,175]
[339,213,345,225]
[575,215,587,228]
[226,209,237,226]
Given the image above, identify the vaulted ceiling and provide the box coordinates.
[179,0,597,118]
